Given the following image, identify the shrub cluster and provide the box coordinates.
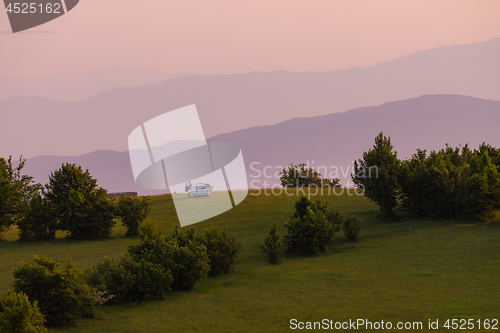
[12,256,94,327]
[87,222,242,303]
[87,254,173,304]
[261,197,361,263]
[399,144,500,220]
[353,132,500,220]
[0,291,47,333]
[9,221,242,331]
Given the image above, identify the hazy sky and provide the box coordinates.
[1,0,499,76]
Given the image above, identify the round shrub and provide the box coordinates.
[0,291,47,333]
[13,256,94,327]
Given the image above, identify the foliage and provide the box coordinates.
[292,196,343,232]
[280,163,340,188]
[398,147,468,218]
[17,194,56,241]
[343,214,362,242]
[457,151,500,220]
[127,226,210,291]
[352,132,400,217]
[115,195,152,237]
[0,291,47,333]
[0,156,38,238]
[12,256,94,327]
[398,144,500,220]
[86,254,173,304]
[260,221,283,264]
[44,163,115,239]
[201,224,243,275]
[171,225,242,276]
[283,197,342,255]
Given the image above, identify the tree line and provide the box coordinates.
[352,132,500,220]
[0,159,151,240]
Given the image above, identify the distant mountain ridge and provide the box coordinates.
[0,68,186,102]
[1,38,499,159]
[21,95,500,195]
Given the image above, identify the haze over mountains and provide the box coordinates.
[0,68,186,102]
[21,95,500,195]
[1,38,499,159]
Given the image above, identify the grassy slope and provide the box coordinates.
[0,190,499,332]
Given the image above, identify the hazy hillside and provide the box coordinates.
[1,38,499,159]
[22,95,500,195]
[0,68,186,102]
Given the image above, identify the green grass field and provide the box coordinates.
[1,190,499,332]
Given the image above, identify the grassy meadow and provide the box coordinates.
[0,190,499,332]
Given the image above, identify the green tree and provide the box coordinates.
[458,151,500,220]
[44,164,114,239]
[115,195,152,237]
[17,194,56,241]
[398,146,470,218]
[260,221,283,264]
[280,163,340,187]
[0,291,47,333]
[0,156,38,238]
[352,132,400,217]
[13,256,94,327]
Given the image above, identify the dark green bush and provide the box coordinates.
[13,256,94,327]
[128,224,210,291]
[260,221,283,264]
[292,196,343,232]
[283,196,343,255]
[458,151,500,220]
[17,194,56,241]
[171,225,242,276]
[86,254,173,304]
[115,195,152,237]
[201,225,242,276]
[283,206,334,255]
[0,291,47,333]
[343,214,362,242]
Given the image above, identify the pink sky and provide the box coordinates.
[1,0,499,77]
